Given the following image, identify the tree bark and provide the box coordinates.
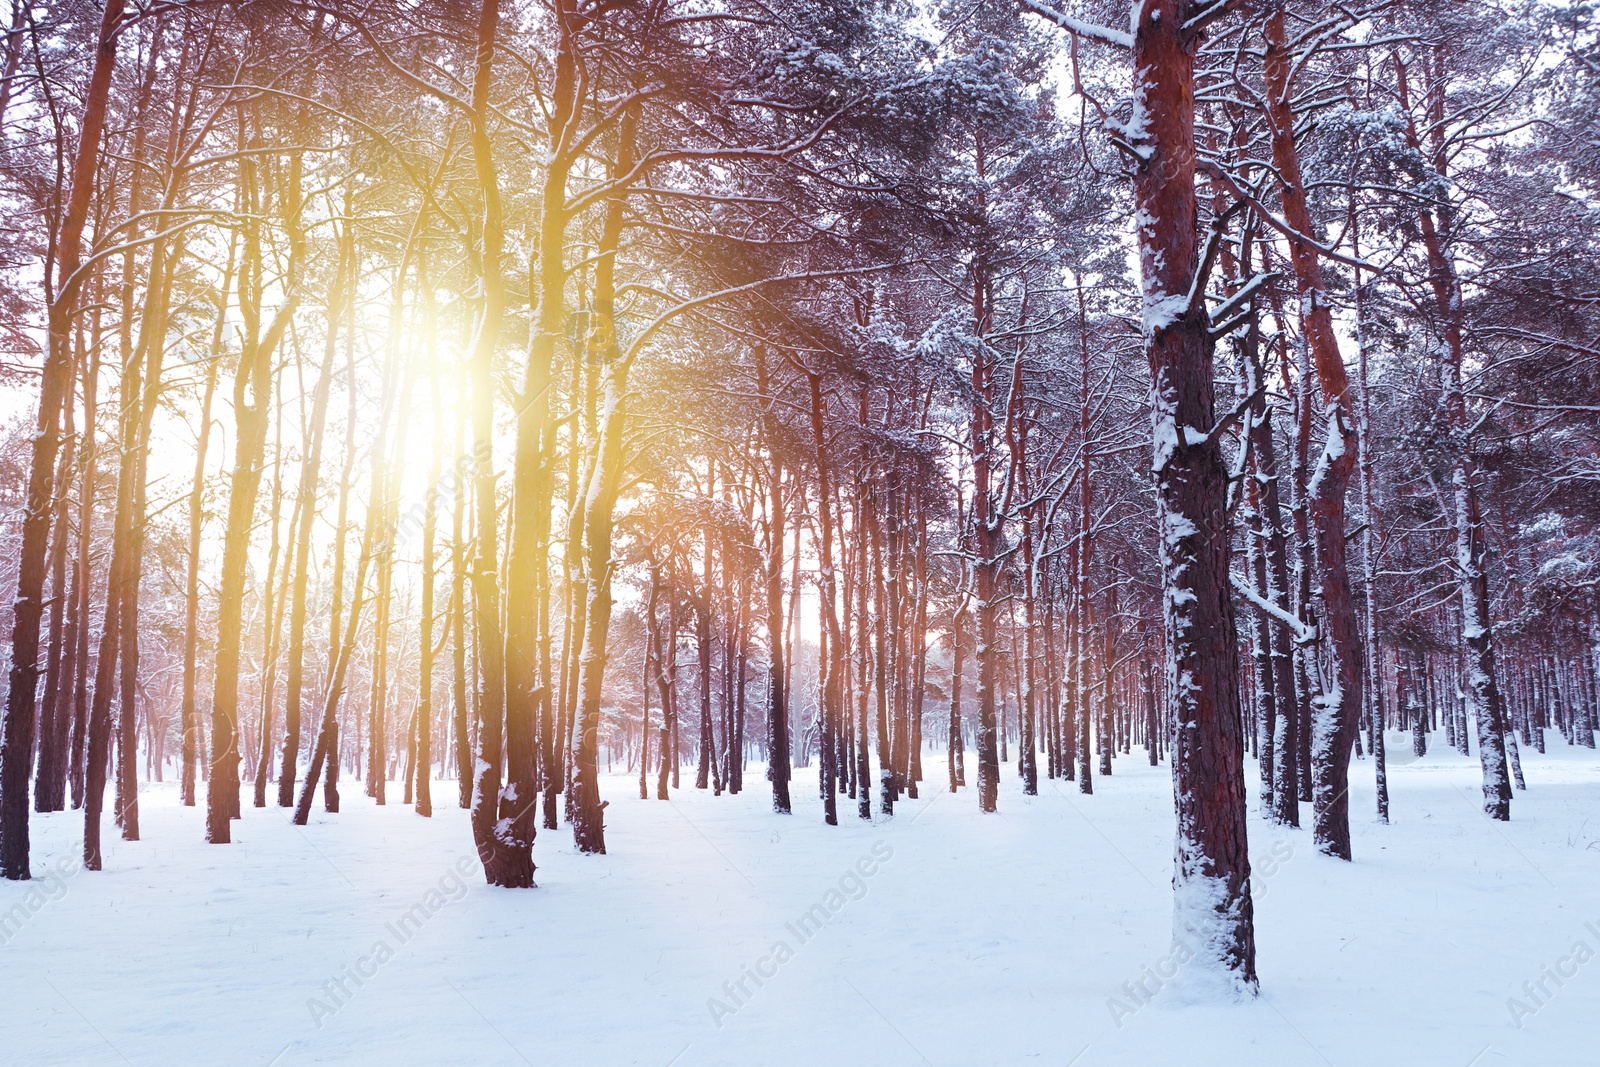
[1261,8,1362,857]
[2,0,125,881]
[278,198,351,805]
[207,131,304,844]
[1130,0,1257,990]
[755,346,792,813]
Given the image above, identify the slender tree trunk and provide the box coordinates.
[452,397,472,810]
[1261,5,1362,858]
[278,200,350,806]
[294,525,379,825]
[755,347,791,813]
[69,310,102,811]
[1392,57,1512,820]
[253,387,291,808]
[1353,243,1388,824]
[88,135,160,857]
[567,102,638,854]
[970,134,1001,816]
[802,369,843,826]
[33,357,77,813]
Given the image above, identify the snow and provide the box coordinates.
[1161,508,1199,547]
[1150,416,1209,474]
[6,740,1600,1066]
[1140,292,1188,337]
[1123,62,1155,152]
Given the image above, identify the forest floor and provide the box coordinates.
[4,737,1599,1067]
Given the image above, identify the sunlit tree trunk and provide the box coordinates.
[254,382,291,808]
[207,124,304,844]
[68,305,103,812]
[451,386,472,810]
[278,199,351,806]
[506,0,584,867]
[457,0,527,885]
[182,232,233,808]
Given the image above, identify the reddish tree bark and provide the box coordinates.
[1,0,126,881]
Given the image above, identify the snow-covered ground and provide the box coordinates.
[4,738,1598,1067]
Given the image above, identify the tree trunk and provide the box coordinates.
[68,311,103,811]
[1131,0,1257,990]
[2,0,125,882]
[458,0,530,886]
[33,357,77,813]
[755,347,792,813]
[207,137,303,844]
[278,201,350,806]
[1393,56,1512,820]
[1260,9,1362,857]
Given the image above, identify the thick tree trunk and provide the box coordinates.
[1,0,125,882]
[505,0,583,868]
[207,143,303,844]
[458,0,530,886]
[1131,0,1256,990]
